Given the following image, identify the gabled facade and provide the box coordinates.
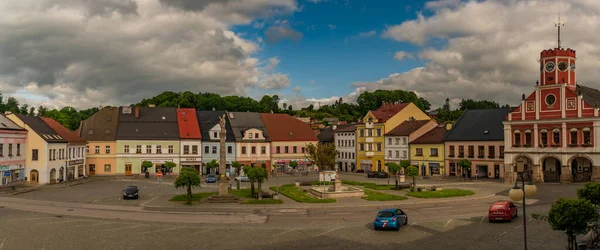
[79,106,119,176]
[504,34,600,184]
[116,106,180,176]
[261,113,318,173]
[197,111,236,175]
[228,112,270,171]
[42,117,87,180]
[445,108,510,179]
[356,102,430,172]
[410,124,450,176]
[333,124,356,172]
[0,113,27,185]
[177,108,202,173]
[386,119,437,171]
[7,114,68,185]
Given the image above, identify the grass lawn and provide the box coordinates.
[169,192,216,202]
[229,188,253,199]
[341,180,399,190]
[241,199,284,204]
[270,184,336,203]
[406,189,475,198]
[362,189,407,201]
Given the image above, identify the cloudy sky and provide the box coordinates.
[2,0,600,110]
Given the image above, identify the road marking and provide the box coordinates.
[7,217,56,221]
[138,227,184,235]
[100,225,144,232]
[69,222,118,228]
[140,195,161,206]
[514,225,522,229]
[499,232,507,236]
[359,229,371,235]
[480,217,485,224]
[35,220,90,226]
[181,228,212,237]
[317,226,344,236]
[330,212,352,215]
[410,222,417,227]
[94,197,102,203]
[444,219,452,227]
[272,228,300,237]
[0,238,6,250]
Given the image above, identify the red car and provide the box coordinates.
[488,201,518,223]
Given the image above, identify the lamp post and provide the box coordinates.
[508,172,537,250]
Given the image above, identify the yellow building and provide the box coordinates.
[410,124,450,176]
[356,102,431,172]
[78,107,119,176]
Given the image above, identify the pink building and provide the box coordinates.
[0,113,27,186]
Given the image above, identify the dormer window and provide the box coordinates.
[368,118,373,123]
[249,133,253,139]
[256,132,261,138]
[213,132,218,138]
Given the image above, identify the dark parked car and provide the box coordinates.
[123,185,139,199]
[205,174,217,183]
[376,172,389,178]
[367,171,377,178]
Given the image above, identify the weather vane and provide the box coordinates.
[555,13,565,49]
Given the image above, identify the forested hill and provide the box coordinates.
[0,90,508,131]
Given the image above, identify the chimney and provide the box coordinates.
[446,123,452,131]
[148,104,156,108]
[332,125,337,130]
[135,106,140,118]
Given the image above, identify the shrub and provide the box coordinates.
[417,187,422,192]
[409,186,415,192]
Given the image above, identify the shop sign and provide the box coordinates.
[4,171,10,177]
[360,160,372,165]
[145,159,173,164]
[0,166,9,171]
[183,158,200,162]
[69,159,84,165]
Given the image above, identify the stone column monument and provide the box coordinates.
[218,114,230,196]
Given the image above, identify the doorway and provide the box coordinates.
[89,164,95,176]
[125,164,132,176]
[377,160,382,172]
[494,165,500,179]
[50,169,56,184]
[30,170,39,184]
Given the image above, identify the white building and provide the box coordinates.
[334,124,356,172]
[385,119,437,165]
[41,117,87,180]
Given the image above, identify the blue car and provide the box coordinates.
[374,208,408,231]
[205,174,217,183]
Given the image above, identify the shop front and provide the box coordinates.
[360,159,373,172]
[0,165,24,186]
[274,159,311,173]
[201,160,232,175]
[69,159,85,178]
[142,159,176,175]
[181,157,202,174]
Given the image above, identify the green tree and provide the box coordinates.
[399,160,411,175]
[305,143,338,172]
[289,160,298,169]
[406,166,419,189]
[386,162,402,189]
[206,159,219,173]
[458,159,472,179]
[142,161,153,173]
[231,161,241,190]
[246,166,269,200]
[534,198,598,250]
[577,182,600,206]
[243,165,255,195]
[173,168,201,205]
[164,161,177,175]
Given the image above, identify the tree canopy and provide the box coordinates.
[173,168,201,205]
[305,143,338,171]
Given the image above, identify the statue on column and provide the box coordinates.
[217,114,230,195]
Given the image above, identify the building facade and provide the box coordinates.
[334,124,356,172]
[445,109,509,179]
[504,36,600,183]
[8,114,68,185]
[197,111,236,175]
[356,102,431,172]
[410,124,450,176]
[116,106,180,176]
[385,119,437,171]
[79,106,119,176]
[42,117,87,180]
[261,113,318,172]
[228,112,271,171]
[0,114,27,185]
[177,108,202,173]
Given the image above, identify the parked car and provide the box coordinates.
[235,176,250,182]
[367,171,377,178]
[374,208,407,231]
[488,201,518,222]
[205,174,217,183]
[122,185,139,199]
[376,172,389,178]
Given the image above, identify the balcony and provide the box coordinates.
[366,138,374,143]
[366,151,375,156]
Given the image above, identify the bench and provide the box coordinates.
[252,192,272,199]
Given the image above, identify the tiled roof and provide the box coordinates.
[41,117,86,143]
[317,127,334,143]
[177,108,201,139]
[260,113,318,142]
[196,111,236,142]
[15,114,67,143]
[334,124,356,133]
[227,112,270,142]
[385,120,431,136]
[117,107,179,140]
[79,107,119,141]
[445,108,510,141]
[371,103,410,123]
[0,113,26,131]
[412,125,448,144]
[576,85,600,107]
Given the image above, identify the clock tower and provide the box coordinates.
[539,16,576,90]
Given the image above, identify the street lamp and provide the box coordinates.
[508,172,537,250]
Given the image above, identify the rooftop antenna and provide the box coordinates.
[555,13,565,49]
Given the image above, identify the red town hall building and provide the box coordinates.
[504,27,600,184]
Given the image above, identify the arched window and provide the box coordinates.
[583,127,592,145]
[552,128,561,146]
[524,130,532,146]
[514,130,521,146]
[569,128,578,146]
[540,129,548,147]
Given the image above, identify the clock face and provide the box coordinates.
[571,63,576,72]
[558,61,568,72]
[545,62,555,72]
[545,94,556,106]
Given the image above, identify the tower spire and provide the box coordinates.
[555,13,564,49]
